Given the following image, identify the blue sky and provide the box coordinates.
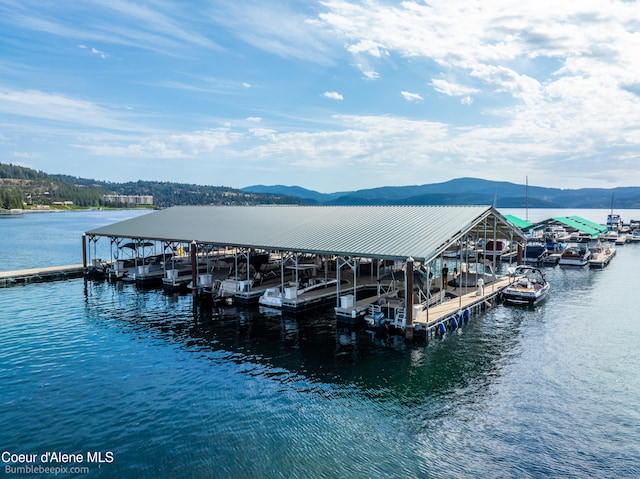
[1,0,640,193]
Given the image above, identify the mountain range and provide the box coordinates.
[242,178,640,209]
[3,160,639,209]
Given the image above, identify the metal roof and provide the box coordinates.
[86,205,524,263]
[504,214,534,231]
[552,216,604,237]
[567,216,609,234]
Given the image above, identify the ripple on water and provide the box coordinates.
[1,259,640,479]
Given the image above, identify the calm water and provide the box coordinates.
[0,210,149,272]
[1,209,639,478]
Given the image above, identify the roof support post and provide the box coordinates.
[246,250,251,291]
[517,242,523,265]
[405,257,414,340]
[280,251,286,296]
[294,254,299,299]
[82,234,87,274]
[190,241,197,296]
[335,256,357,311]
[492,214,498,288]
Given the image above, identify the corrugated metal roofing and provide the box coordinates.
[568,216,608,234]
[504,214,534,230]
[552,216,602,237]
[86,205,524,263]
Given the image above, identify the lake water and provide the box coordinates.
[1,208,639,478]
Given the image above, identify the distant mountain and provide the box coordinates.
[244,177,640,208]
[4,161,639,210]
[241,185,347,203]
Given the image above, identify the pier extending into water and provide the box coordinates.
[0,264,84,287]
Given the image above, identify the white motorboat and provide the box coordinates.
[503,266,550,306]
[606,213,623,231]
[258,278,339,309]
[558,245,591,266]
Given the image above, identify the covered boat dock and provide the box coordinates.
[84,205,526,339]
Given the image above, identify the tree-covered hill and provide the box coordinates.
[0,163,303,209]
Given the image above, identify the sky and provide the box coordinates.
[1,0,640,193]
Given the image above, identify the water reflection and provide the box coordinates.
[83,278,531,410]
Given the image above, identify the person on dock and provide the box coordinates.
[442,264,449,290]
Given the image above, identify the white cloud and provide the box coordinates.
[80,127,241,158]
[0,89,143,131]
[8,2,222,56]
[431,79,479,97]
[400,91,423,102]
[362,70,379,80]
[308,0,640,187]
[78,44,108,58]
[90,47,108,59]
[210,1,336,63]
[323,91,344,100]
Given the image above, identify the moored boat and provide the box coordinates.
[606,213,623,231]
[258,278,340,309]
[503,266,550,306]
[522,243,548,264]
[482,240,510,260]
[558,245,591,266]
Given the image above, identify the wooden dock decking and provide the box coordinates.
[0,264,85,287]
[414,275,513,329]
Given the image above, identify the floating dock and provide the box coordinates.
[412,276,512,337]
[0,264,84,287]
[588,246,616,268]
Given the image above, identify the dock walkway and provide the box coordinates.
[414,275,512,330]
[0,264,84,287]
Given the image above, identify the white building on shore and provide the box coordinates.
[102,194,153,205]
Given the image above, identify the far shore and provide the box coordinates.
[1,206,156,214]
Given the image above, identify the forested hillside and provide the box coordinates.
[0,163,105,208]
[0,163,303,209]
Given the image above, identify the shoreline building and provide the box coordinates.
[102,194,153,206]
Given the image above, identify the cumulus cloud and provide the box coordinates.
[431,79,479,97]
[80,127,241,158]
[362,70,379,80]
[5,1,640,189]
[323,91,344,100]
[310,1,640,186]
[400,91,423,101]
